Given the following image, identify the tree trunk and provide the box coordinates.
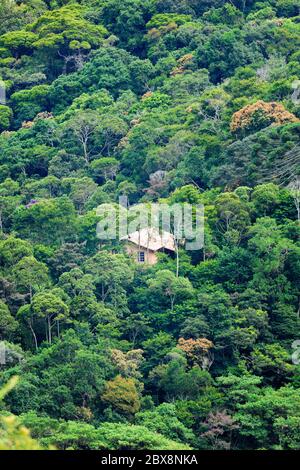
[29,319,38,351]
[48,317,52,344]
[82,140,89,164]
[170,296,175,312]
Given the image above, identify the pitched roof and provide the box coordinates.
[122,227,176,252]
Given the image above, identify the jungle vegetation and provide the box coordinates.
[0,0,300,450]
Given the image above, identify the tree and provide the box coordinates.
[0,377,45,450]
[0,105,13,131]
[203,3,243,25]
[177,337,214,370]
[21,414,190,450]
[150,358,213,401]
[94,422,191,450]
[215,191,250,244]
[147,270,194,312]
[251,183,281,217]
[101,375,141,416]
[0,300,18,341]
[101,0,154,52]
[49,243,86,278]
[121,312,152,346]
[274,416,300,450]
[58,268,95,299]
[12,256,49,302]
[0,237,33,267]
[0,181,22,233]
[17,304,38,351]
[288,177,300,223]
[31,291,69,344]
[0,0,45,36]
[0,30,38,57]
[13,197,76,245]
[231,101,299,135]
[249,344,294,384]
[216,371,262,408]
[0,0,299,453]
[247,217,295,290]
[142,332,176,373]
[90,158,120,182]
[68,177,98,213]
[277,0,300,17]
[195,285,233,338]
[10,85,50,125]
[235,386,300,449]
[136,403,195,444]
[84,252,134,308]
[27,4,107,75]
[65,111,100,164]
[199,411,239,450]
[0,414,44,450]
[110,348,144,382]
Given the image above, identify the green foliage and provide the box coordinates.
[136,403,195,444]
[10,85,50,126]
[0,0,299,452]
[21,411,191,449]
[101,375,141,416]
[0,105,13,131]
[0,301,18,341]
[235,386,300,448]
[13,197,77,245]
[0,376,45,450]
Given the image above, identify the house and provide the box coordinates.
[121,227,176,265]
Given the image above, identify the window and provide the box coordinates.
[138,251,145,263]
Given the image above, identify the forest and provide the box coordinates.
[0,0,300,451]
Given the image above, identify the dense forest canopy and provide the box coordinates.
[0,0,300,450]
